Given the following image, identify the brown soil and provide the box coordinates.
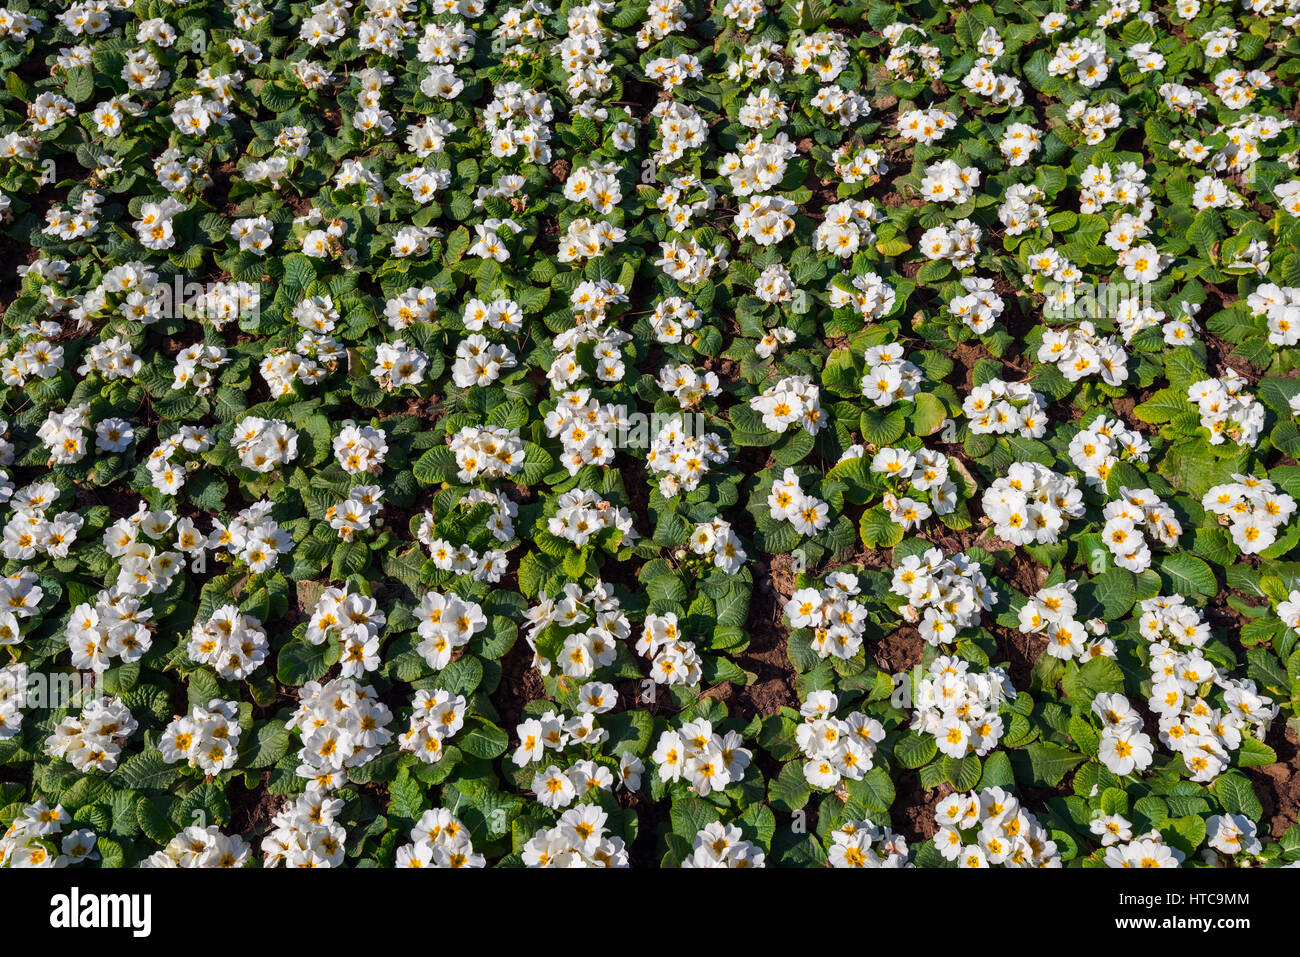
[767,552,797,600]
[285,190,315,218]
[995,550,1049,599]
[495,627,547,736]
[1245,724,1300,841]
[1110,394,1156,436]
[1203,329,1259,385]
[730,558,798,718]
[228,770,280,837]
[991,622,1048,691]
[206,160,241,217]
[895,776,953,843]
[872,625,924,674]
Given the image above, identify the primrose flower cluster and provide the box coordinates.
[908,656,1017,759]
[1017,581,1110,663]
[784,571,872,661]
[891,549,996,647]
[1,0,1298,872]
[1138,597,1277,783]
[934,789,1061,868]
[981,464,1085,546]
[796,691,885,789]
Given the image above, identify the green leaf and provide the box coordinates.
[768,761,812,812]
[893,732,938,769]
[1023,742,1086,787]
[1086,568,1136,619]
[860,409,906,446]
[981,751,1015,790]
[436,656,484,695]
[458,718,508,759]
[388,768,425,822]
[860,507,904,548]
[248,721,291,768]
[846,766,897,813]
[176,783,231,829]
[907,393,946,437]
[277,637,330,685]
[1159,553,1217,597]
[114,752,181,792]
[670,794,721,839]
[1062,656,1125,707]
[941,754,982,792]
[1235,736,1277,768]
[65,66,95,103]
[1210,773,1263,821]
[1162,814,1206,855]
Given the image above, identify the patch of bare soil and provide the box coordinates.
[895,776,953,843]
[1110,393,1160,436]
[229,770,281,837]
[731,558,798,718]
[995,550,1049,599]
[285,190,315,217]
[206,160,241,217]
[1203,329,1259,385]
[873,625,924,674]
[0,230,40,315]
[991,622,1048,691]
[767,552,797,600]
[494,631,547,737]
[1245,723,1300,841]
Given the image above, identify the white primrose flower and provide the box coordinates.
[689,517,747,574]
[261,791,348,868]
[522,805,629,867]
[749,375,826,434]
[782,571,870,661]
[287,677,394,788]
[891,548,996,646]
[934,789,1059,867]
[794,690,885,789]
[399,689,467,764]
[963,378,1047,438]
[652,717,751,796]
[646,415,729,497]
[188,604,270,679]
[159,699,242,775]
[395,808,485,868]
[230,416,299,473]
[414,591,488,670]
[981,463,1085,546]
[637,612,703,687]
[680,822,766,868]
[521,582,630,678]
[1186,370,1266,447]
[306,585,387,677]
[1018,581,1115,663]
[143,826,252,868]
[827,819,912,868]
